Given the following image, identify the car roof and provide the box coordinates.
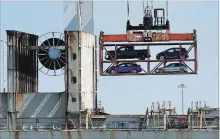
[167,47,186,50]
[167,63,185,66]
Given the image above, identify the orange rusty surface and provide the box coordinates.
[152,33,169,41]
[101,32,194,42]
[169,33,194,41]
[102,34,127,42]
[77,130,83,139]
[15,93,24,112]
[67,131,72,139]
[15,131,19,139]
[50,131,54,138]
[110,131,115,139]
[127,130,131,136]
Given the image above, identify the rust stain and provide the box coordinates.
[50,130,54,138]
[99,129,105,135]
[110,130,115,139]
[68,32,76,53]
[77,130,82,139]
[67,131,72,139]
[127,130,131,136]
[15,93,24,112]
[15,131,19,139]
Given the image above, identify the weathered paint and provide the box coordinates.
[0,130,218,139]
[0,92,66,130]
[80,32,96,111]
[63,1,94,34]
[65,31,80,114]
[0,93,7,118]
[0,92,66,118]
[6,30,38,93]
[65,31,96,113]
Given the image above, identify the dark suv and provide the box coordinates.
[156,47,189,60]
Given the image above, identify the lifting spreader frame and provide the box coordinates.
[99,30,198,76]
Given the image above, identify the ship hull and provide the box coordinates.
[0,130,219,139]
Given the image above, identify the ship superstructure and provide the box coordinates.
[0,1,219,139]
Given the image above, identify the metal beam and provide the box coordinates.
[28,46,65,50]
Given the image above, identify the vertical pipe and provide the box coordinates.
[3,41,6,92]
[65,31,69,129]
[193,29,198,73]
[152,103,155,129]
[0,41,2,92]
[188,113,191,129]
[35,36,38,92]
[163,113,166,130]
[7,31,16,130]
[85,110,89,129]
[93,36,97,110]
[199,109,203,129]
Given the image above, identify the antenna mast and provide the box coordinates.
[127,0,130,21]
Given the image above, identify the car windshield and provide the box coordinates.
[118,63,126,67]
[166,64,174,67]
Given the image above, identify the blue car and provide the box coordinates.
[155,63,188,73]
[106,63,142,74]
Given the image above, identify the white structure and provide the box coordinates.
[63,0,94,34]
[64,1,97,113]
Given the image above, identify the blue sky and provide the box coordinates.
[0,1,219,114]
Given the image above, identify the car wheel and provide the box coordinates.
[160,69,164,73]
[132,69,138,73]
[111,69,115,74]
[160,55,165,60]
[180,55,185,60]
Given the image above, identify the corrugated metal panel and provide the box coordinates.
[63,1,94,34]
[0,130,218,139]
[0,40,7,92]
[6,30,38,93]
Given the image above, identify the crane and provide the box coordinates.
[126,0,170,41]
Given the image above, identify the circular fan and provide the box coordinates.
[38,32,66,76]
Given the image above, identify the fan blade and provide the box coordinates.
[53,60,56,76]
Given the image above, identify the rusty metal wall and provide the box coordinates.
[6,30,38,93]
[65,31,96,114]
[0,130,219,139]
[65,31,80,114]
